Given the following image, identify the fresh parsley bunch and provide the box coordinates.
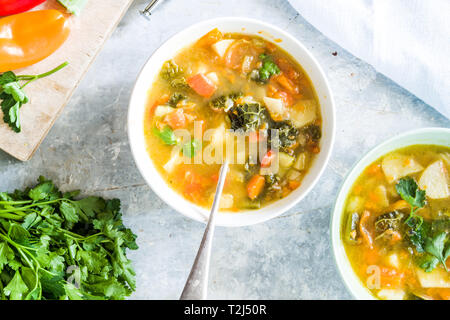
[0,176,138,300]
[0,62,68,133]
[396,177,449,272]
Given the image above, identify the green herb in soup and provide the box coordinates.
[341,145,450,300]
[144,29,322,210]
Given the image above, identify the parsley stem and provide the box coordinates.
[0,198,66,213]
[0,200,32,205]
[0,233,35,270]
[57,228,103,241]
[0,213,23,220]
[17,62,69,88]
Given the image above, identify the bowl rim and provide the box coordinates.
[128,16,336,227]
[330,127,450,300]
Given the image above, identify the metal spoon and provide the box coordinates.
[140,0,163,19]
[180,160,229,300]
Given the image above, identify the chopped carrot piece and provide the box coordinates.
[389,199,409,211]
[267,84,278,97]
[260,150,275,168]
[379,266,405,288]
[266,42,276,53]
[164,109,186,129]
[187,74,217,98]
[196,28,223,47]
[273,90,294,107]
[359,210,374,249]
[275,73,299,95]
[275,57,300,81]
[367,163,382,176]
[311,146,320,154]
[288,180,300,189]
[183,170,213,203]
[247,174,265,200]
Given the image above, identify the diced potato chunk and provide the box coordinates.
[154,105,174,118]
[279,152,294,168]
[346,196,364,213]
[241,55,254,74]
[219,194,234,209]
[293,153,307,171]
[163,150,182,173]
[286,169,301,180]
[196,63,209,74]
[381,153,424,183]
[440,152,450,166]
[263,97,285,120]
[289,100,317,128]
[374,185,389,208]
[377,289,405,300]
[206,72,219,85]
[211,39,235,58]
[210,193,234,209]
[418,160,449,199]
[209,123,226,149]
[386,253,400,269]
[416,267,450,288]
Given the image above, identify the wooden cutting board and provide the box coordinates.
[0,0,134,161]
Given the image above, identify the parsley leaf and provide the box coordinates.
[3,271,29,300]
[396,177,426,209]
[0,62,68,133]
[257,54,280,82]
[153,126,177,145]
[419,254,439,272]
[182,139,200,158]
[0,72,18,85]
[424,232,449,272]
[395,177,426,228]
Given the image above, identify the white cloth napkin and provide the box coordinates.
[287,0,450,119]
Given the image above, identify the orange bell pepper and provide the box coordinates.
[0,10,70,72]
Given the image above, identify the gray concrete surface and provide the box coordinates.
[0,0,448,299]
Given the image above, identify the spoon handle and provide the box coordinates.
[140,0,163,19]
[180,161,229,300]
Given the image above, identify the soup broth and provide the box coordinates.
[342,145,450,300]
[144,29,322,211]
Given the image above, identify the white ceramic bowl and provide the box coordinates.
[331,127,450,299]
[128,17,335,227]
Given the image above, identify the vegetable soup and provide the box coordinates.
[144,29,322,211]
[342,145,450,300]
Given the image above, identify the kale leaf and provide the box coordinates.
[228,102,268,132]
[209,92,243,111]
[269,120,299,152]
[167,92,187,107]
[160,60,189,89]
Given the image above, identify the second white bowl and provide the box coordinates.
[331,127,450,299]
